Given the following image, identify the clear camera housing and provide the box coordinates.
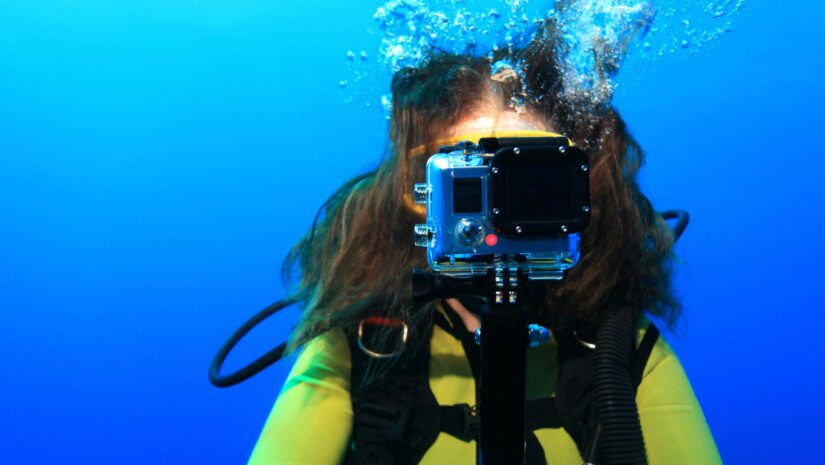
[413,138,591,280]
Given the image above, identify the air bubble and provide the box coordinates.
[381,93,393,118]
[345,1,746,111]
[491,60,517,81]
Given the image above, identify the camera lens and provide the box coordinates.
[455,218,485,246]
[524,174,553,207]
[506,163,571,220]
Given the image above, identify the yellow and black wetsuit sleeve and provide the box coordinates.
[635,330,723,465]
[247,329,353,465]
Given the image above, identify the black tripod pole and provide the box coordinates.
[478,261,528,465]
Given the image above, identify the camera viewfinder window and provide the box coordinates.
[453,178,483,214]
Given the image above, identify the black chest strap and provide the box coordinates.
[438,392,566,440]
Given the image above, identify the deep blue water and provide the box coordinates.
[1,1,823,463]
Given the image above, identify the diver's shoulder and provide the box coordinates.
[285,328,352,388]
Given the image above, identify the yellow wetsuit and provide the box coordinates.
[248,307,722,465]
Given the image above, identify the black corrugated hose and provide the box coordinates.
[592,305,648,465]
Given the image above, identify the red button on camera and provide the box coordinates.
[485,234,498,247]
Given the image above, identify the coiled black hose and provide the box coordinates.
[593,306,648,465]
[209,298,296,388]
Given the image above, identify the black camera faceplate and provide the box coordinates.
[489,144,590,235]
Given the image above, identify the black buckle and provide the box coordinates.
[459,403,480,437]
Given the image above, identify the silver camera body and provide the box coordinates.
[413,137,591,280]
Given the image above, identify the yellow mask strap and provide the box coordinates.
[409,129,571,158]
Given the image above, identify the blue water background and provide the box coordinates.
[1,0,822,463]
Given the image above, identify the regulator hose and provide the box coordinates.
[661,209,689,242]
[208,297,297,388]
[592,305,648,465]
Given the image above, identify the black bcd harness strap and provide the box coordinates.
[345,304,660,465]
[345,320,440,465]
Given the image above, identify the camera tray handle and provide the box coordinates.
[476,259,530,465]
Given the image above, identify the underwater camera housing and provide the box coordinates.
[413,136,590,280]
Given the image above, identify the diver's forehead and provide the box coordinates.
[449,110,554,137]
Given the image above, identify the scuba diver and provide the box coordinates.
[214,18,722,465]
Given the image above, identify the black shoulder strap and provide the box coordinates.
[346,322,439,465]
[632,323,660,389]
[430,303,482,442]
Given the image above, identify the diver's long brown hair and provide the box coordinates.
[282,25,680,359]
